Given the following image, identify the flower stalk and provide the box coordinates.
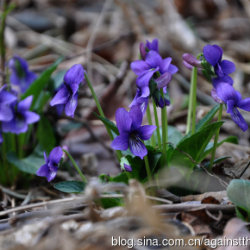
[186,66,198,134]
[146,104,155,147]
[0,2,14,87]
[160,89,168,165]
[209,103,223,170]
[84,74,114,140]
[84,73,123,160]
[0,0,7,86]
[153,101,161,148]
[144,155,152,181]
[63,149,87,183]
[191,67,198,134]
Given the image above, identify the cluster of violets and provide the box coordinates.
[3,39,250,183]
[183,44,250,131]
[111,39,180,160]
[130,39,178,111]
[38,64,86,181]
[37,39,179,181]
[0,56,40,144]
[0,55,86,182]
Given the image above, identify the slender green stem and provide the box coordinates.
[191,67,198,134]
[209,104,223,170]
[9,133,16,152]
[0,0,7,86]
[84,73,113,140]
[146,104,155,147]
[144,155,152,181]
[0,2,14,87]
[125,171,131,181]
[63,149,88,183]
[153,101,161,149]
[84,73,122,161]
[1,135,10,185]
[17,134,25,158]
[186,67,198,135]
[160,90,168,166]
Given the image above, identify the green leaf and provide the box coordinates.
[227,179,250,214]
[235,207,249,221]
[37,116,56,152]
[201,136,238,161]
[54,181,85,193]
[204,156,231,167]
[148,126,183,148]
[168,126,183,147]
[94,112,119,135]
[100,197,123,208]
[111,172,129,184]
[33,91,51,113]
[51,69,67,90]
[196,104,220,131]
[147,146,162,175]
[169,121,224,168]
[7,151,45,174]
[99,174,112,183]
[22,57,63,108]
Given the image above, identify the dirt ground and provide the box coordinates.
[1,0,250,249]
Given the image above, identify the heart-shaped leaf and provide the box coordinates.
[169,121,224,168]
[7,151,44,174]
[227,179,250,214]
[195,104,220,131]
[54,181,85,193]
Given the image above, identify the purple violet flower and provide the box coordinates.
[50,64,85,117]
[203,45,235,85]
[0,85,17,122]
[36,146,63,182]
[131,51,178,89]
[129,85,149,114]
[111,106,156,159]
[2,96,40,134]
[214,82,250,131]
[8,56,37,93]
[140,39,159,60]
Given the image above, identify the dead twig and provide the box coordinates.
[154,203,235,213]
[238,160,250,178]
[86,0,113,80]
[0,186,27,200]
[0,196,87,218]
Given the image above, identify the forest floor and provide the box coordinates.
[1,0,250,249]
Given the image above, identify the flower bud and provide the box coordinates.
[124,164,132,172]
[182,53,201,67]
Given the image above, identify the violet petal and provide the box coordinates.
[203,45,222,66]
[111,134,129,151]
[50,85,70,106]
[137,125,156,140]
[129,138,147,159]
[115,108,132,133]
